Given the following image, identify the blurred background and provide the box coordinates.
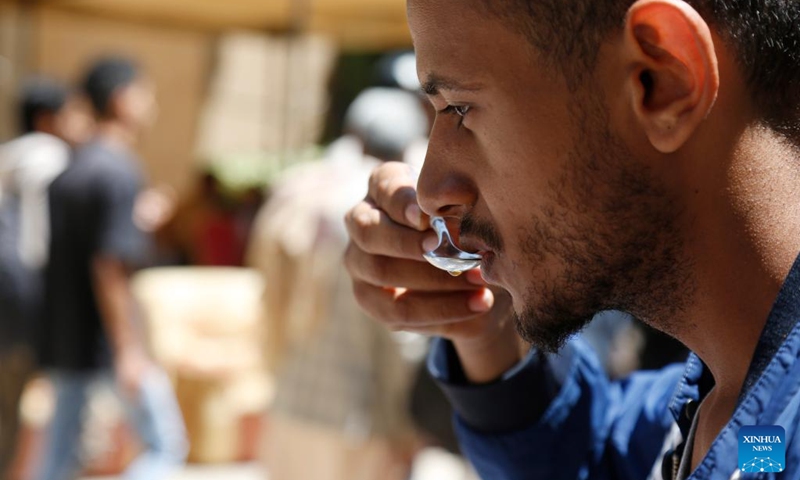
[0,0,414,194]
[0,1,687,480]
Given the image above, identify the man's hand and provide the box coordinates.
[134,185,177,233]
[115,347,153,399]
[344,162,524,383]
[92,256,153,397]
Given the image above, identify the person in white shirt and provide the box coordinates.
[0,77,91,267]
[0,76,90,478]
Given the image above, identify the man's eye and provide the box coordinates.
[453,105,471,117]
[439,105,471,117]
[438,105,471,128]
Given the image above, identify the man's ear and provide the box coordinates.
[624,0,719,153]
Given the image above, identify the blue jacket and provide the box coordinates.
[429,256,800,480]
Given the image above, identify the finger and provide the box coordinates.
[352,281,494,329]
[403,321,493,340]
[346,201,436,260]
[464,267,487,286]
[367,162,428,231]
[345,245,481,291]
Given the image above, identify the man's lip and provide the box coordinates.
[458,237,498,279]
[478,251,498,284]
[458,237,492,255]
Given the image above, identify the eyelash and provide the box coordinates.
[439,105,471,126]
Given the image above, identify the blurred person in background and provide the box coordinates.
[36,57,187,480]
[0,76,90,480]
[155,170,247,267]
[247,87,429,480]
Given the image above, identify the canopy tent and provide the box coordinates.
[35,0,412,50]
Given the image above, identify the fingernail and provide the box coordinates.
[422,235,439,253]
[465,268,485,285]
[468,289,494,312]
[405,204,422,227]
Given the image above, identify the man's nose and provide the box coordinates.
[416,147,477,219]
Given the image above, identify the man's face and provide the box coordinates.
[55,96,93,145]
[411,0,691,351]
[117,76,158,132]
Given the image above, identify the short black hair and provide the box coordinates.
[478,0,800,140]
[18,76,69,134]
[81,56,140,117]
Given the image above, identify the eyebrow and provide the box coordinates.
[421,74,484,96]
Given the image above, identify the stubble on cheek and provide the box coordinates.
[507,98,695,351]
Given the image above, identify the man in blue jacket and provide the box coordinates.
[343,0,800,478]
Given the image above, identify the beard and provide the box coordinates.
[469,94,696,353]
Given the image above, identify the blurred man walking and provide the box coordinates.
[37,57,187,480]
[249,87,430,480]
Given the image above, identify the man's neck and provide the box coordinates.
[95,121,137,151]
[677,128,800,401]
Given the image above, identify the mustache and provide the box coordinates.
[460,213,504,252]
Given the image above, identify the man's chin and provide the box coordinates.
[512,309,589,354]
